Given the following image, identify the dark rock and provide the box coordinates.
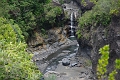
[77,15,120,79]
[62,58,70,66]
[81,0,95,14]
[79,72,86,78]
[51,42,59,48]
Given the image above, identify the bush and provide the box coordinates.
[97,45,120,80]
[79,0,112,28]
[77,0,120,38]
[0,17,41,80]
[44,3,62,24]
[97,45,109,79]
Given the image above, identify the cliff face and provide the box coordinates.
[27,27,68,52]
[77,15,120,79]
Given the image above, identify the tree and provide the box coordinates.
[4,0,62,40]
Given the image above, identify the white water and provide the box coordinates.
[70,12,75,37]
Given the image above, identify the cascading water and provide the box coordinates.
[43,12,78,74]
[69,12,76,37]
[40,11,93,80]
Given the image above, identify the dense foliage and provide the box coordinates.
[1,0,62,40]
[0,17,41,80]
[0,0,63,79]
[77,0,120,38]
[78,0,120,79]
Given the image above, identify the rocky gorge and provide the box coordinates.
[78,15,120,80]
[27,0,120,80]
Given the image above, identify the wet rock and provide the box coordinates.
[62,58,70,66]
[69,53,76,57]
[74,48,78,51]
[70,62,77,67]
[62,0,80,19]
[62,50,71,53]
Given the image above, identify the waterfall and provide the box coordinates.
[69,12,75,37]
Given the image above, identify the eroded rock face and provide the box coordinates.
[62,0,81,20]
[27,27,68,52]
[80,0,95,14]
[77,15,120,79]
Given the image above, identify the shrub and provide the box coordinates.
[77,0,120,38]
[0,17,41,80]
[44,4,62,24]
[97,45,109,79]
[79,0,112,28]
[97,45,120,80]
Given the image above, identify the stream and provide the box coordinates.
[43,37,78,73]
[41,37,94,80]
[38,1,95,79]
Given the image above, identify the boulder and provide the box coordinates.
[62,58,70,66]
[70,62,77,67]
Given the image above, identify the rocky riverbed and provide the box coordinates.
[26,1,97,80]
[43,56,95,80]
[26,0,120,79]
[29,37,95,80]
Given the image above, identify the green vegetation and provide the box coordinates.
[0,0,63,79]
[0,17,41,80]
[0,0,62,40]
[108,59,120,80]
[97,45,109,79]
[78,0,120,79]
[1,0,120,79]
[97,45,120,80]
[77,0,120,38]
[44,3,62,26]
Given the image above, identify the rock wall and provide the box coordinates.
[27,0,81,52]
[27,27,68,52]
[77,15,120,79]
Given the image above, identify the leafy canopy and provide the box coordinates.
[3,0,62,39]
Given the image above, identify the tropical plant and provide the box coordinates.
[97,45,109,79]
[97,45,120,80]
[0,17,41,80]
